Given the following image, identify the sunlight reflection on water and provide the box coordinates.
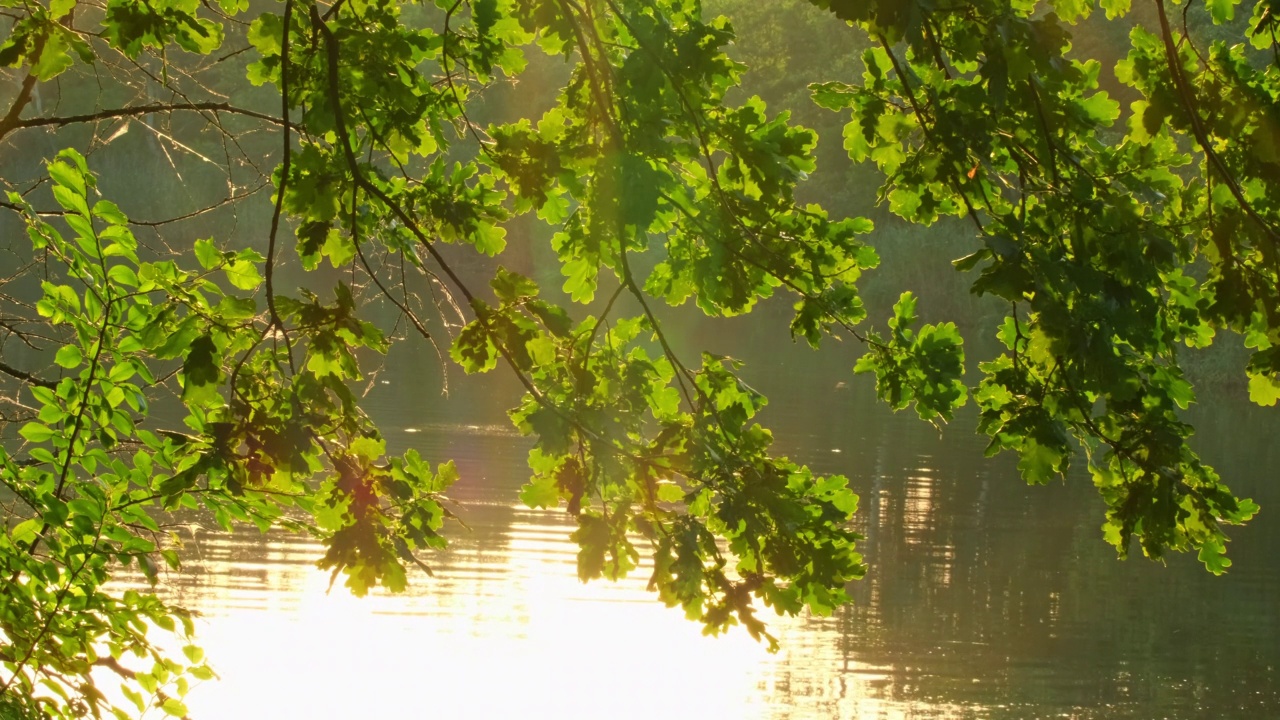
[105,380,1280,720]
[123,509,965,720]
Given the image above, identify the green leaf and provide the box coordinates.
[1248,372,1280,406]
[215,296,256,320]
[181,335,221,407]
[1100,0,1131,17]
[224,259,262,290]
[55,344,83,369]
[435,460,459,490]
[107,264,139,287]
[450,319,498,373]
[472,223,506,256]
[92,199,128,225]
[1197,537,1232,574]
[491,267,539,303]
[655,482,685,503]
[1207,0,1241,24]
[194,238,221,270]
[519,475,560,509]
[48,159,85,197]
[19,422,55,443]
[952,249,991,272]
[69,498,102,522]
[1080,92,1120,125]
[810,81,856,110]
[890,292,918,333]
[350,436,385,464]
[1050,0,1091,22]
[561,257,597,303]
[53,184,90,218]
[321,230,356,268]
[1017,441,1063,485]
[10,518,42,545]
[50,0,77,19]
[33,31,75,81]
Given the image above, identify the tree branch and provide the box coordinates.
[0,34,44,140]
[0,359,56,389]
[0,101,292,141]
[1153,0,1280,250]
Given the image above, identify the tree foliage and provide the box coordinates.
[0,0,1276,715]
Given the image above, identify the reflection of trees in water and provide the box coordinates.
[107,385,1280,717]
[107,428,529,619]
[361,356,1280,718]
[794,391,1280,717]
[129,499,528,620]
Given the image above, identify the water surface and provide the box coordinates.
[121,361,1280,719]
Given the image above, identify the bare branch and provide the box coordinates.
[1,101,290,141]
[0,360,56,389]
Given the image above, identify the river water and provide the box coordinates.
[110,324,1280,720]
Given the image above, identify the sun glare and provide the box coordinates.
[102,504,960,719]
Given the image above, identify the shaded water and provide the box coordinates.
[117,353,1280,719]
